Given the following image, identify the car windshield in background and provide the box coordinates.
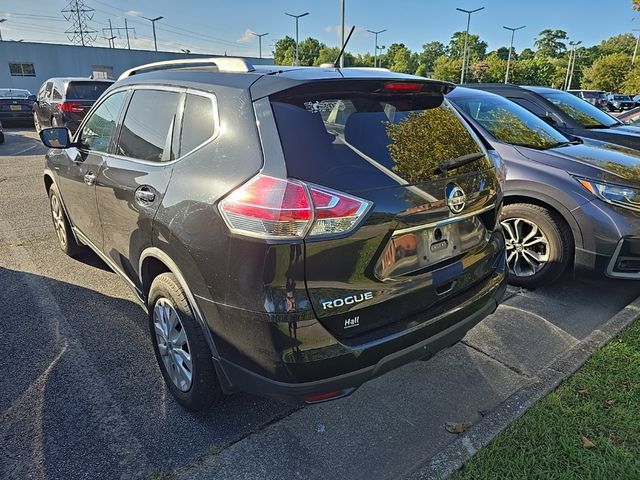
[0,89,31,99]
[614,95,632,101]
[66,82,111,100]
[451,94,570,150]
[582,92,601,99]
[270,88,491,186]
[539,91,619,128]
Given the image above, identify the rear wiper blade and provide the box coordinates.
[433,152,485,175]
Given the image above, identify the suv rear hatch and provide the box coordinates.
[60,81,112,119]
[268,79,502,339]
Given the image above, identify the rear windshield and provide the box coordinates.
[538,91,619,128]
[66,82,111,100]
[0,89,30,98]
[270,83,490,190]
[614,95,631,101]
[581,91,600,99]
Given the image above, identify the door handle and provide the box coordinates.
[84,172,96,186]
[135,187,156,205]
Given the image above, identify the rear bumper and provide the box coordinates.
[212,260,507,405]
[0,111,33,123]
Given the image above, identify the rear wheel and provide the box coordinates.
[500,203,572,289]
[148,273,223,411]
[48,184,82,257]
[33,112,40,132]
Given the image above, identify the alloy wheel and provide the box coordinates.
[501,217,550,277]
[50,194,67,248]
[153,298,193,392]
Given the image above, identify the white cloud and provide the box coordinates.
[237,29,255,44]
[126,10,142,17]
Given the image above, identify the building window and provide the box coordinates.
[9,62,36,77]
[91,65,113,79]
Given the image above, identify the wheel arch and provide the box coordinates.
[503,189,584,253]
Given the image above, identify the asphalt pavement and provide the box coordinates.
[1,128,639,480]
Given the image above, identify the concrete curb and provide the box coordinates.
[403,294,640,480]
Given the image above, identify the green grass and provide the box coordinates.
[453,319,640,480]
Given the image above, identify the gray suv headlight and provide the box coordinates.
[576,177,640,211]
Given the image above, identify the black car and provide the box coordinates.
[567,89,608,110]
[0,88,36,126]
[465,84,640,152]
[33,77,113,132]
[449,87,640,288]
[38,58,507,410]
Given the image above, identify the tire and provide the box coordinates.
[148,273,223,411]
[0,132,4,144]
[48,184,83,257]
[33,112,40,132]
[500,203,572,289]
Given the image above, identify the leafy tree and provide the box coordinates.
[470,54,507,83]
[389,45,413,73]
[273,36,296,65]
[314,47,355,67]
[622,64,640,94]
[582,53,632,92]
[353,52,375,67]
[418,41,446,73]
[511,56,556,86]
[414,64,428,77]
[519,48,535,60]
[298,37,325,66]
[433,55,462,83]
[600,33,636,56]
[449,31,487,60]
[634,0,640,10]
[493,46,515,61]
[534,29,568,58]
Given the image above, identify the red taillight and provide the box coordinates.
[383,82,424,93]
[304,391,343,404]
[219,175,371,239]
[59,102,83,113]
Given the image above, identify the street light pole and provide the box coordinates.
[367,29,386,67]
[503,25,525,83]
[142,15,163,52]
[252,32,268,59]
[457,7,484,84]
[340,0,345,68]
[567,40,581,90]
[633,29,640,65]
[285,12,309,66]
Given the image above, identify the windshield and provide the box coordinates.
[582,91,603,99]
[270,83,491,188]
[538,90,619,128]
[614,95,632,101]
[0,89,31,99]
[66,82,111,100]
[450,94,570,149]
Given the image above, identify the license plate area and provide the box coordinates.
[10,105,22,111]
[420,224,459,267]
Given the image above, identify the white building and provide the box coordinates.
[0,41,273,93]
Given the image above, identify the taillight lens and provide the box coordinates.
[59,102,83,113]
[219,174,371,239]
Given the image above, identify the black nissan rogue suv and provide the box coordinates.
[39,58,507,410]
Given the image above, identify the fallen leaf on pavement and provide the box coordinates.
[446,421,473,434]
[603,399,616,408]
[581,436,595,448]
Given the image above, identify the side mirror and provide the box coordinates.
[40,127,72,149]
[28,94,37,102]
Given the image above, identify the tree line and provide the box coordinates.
[273,28,640,94]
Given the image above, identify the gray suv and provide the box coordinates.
[39,58,507,410]
[449,87,640,288]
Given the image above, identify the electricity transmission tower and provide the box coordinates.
[62,0,97,46]
[102,19,136,49]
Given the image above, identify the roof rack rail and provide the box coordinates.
[118,57,255,80]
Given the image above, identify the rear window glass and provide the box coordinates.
[270,83,489,189]
[179,93,215,156]
[66,82,111,100]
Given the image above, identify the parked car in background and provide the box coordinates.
[33,77,113,132]
[568,89,608,110]
[0,88,36,126]
[617,106,640,125]
[449,87,640,287]
[38,58,507,410]
[633,94,640,106]
[465,84,640,152]
[605,93,635,112]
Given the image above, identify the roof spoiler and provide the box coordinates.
[118,57,255,80]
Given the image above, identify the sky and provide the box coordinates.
[0,0,638,58]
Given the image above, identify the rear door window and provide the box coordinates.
[270,82,490,190]
[179,93,216,156]
[115,89,181,162]
[66,82,111,100]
